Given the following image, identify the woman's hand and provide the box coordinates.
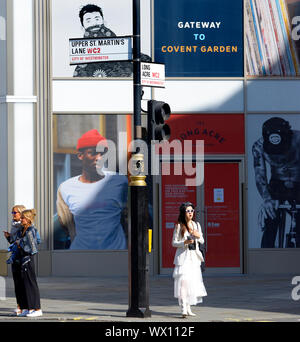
[191,230,200,239]
[187,229,200,239]
[3,231,10,239]
[184,237,194,245]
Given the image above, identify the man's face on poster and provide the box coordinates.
[78,147,103,174]
[82,11,104,32]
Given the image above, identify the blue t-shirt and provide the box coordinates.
[59,172,128,250]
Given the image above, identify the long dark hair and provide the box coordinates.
[177,202,195,237]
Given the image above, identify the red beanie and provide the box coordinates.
[76,129,108,150]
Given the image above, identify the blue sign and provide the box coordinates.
[154,0,244,77]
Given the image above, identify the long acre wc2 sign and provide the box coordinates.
[141,62,165,88]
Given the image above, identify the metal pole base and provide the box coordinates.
[126,307,144,318]
[142,307,152,318]
[126,307,152,318]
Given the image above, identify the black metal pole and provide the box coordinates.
[133,0,141,136]
[126,0,151,318]
[127,186,144,318]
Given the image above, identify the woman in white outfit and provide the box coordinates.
[172,202,207,317]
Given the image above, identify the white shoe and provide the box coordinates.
[18,309,29,317]
[180,301,187,318]
[187,305,196,316]
[26,310,43,317]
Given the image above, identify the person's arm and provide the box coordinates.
[252,141,272,201]
[3,231,12,243]
[3,221,18,243]
[172,224,185,248]
[194,222,204,244]
[20,228,38,255]
[172,224,194,248]
[56,187,76,242]
[3,225,20,244]
[252,140,278,219]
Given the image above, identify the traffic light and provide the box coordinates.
[147,100,171,142]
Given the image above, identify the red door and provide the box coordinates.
[160,161,241,270]
[204,163,240,268]
[161,162,197,268]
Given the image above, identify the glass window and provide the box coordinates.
[53,114,131,250]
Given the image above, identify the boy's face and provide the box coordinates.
[82,11,104,31]
[77,147,103,174]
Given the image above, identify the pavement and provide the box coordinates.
[0,273,300,323]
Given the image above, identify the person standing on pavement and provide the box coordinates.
[3,204,26,316]
[12,209,42,317]
[172,202,207,318]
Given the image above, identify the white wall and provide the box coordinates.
[0,0,35,251]
[247,80,300,112]
[0,0,8,250]
[53,79,244,113]
[11,0,35,209]
[154,80,244,113]
[13,103,35,207]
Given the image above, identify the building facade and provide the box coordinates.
[1,0,300,277]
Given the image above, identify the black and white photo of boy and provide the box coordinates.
[51,0,151,77]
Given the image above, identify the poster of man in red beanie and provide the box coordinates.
[56,129,128,250]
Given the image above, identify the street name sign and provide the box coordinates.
[69,36,133,65]
[141,62,165,88]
